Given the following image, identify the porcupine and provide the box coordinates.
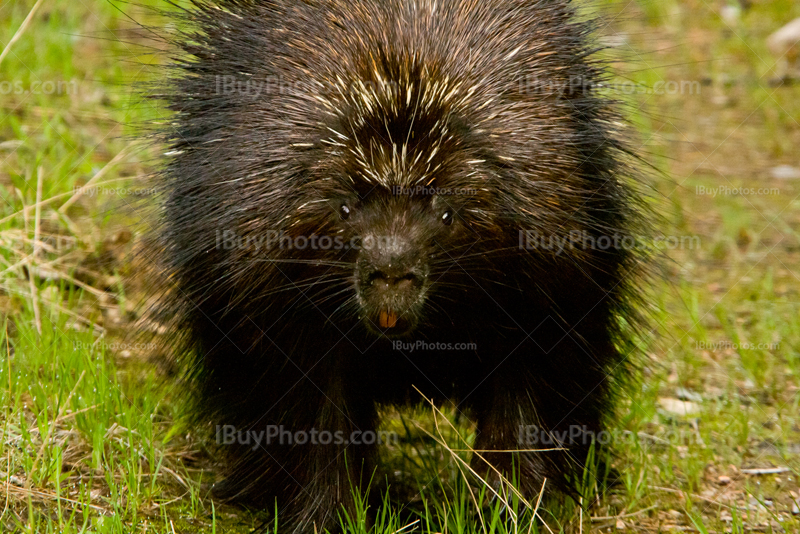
[152,0,649,531]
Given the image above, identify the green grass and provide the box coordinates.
[2,0,800,532]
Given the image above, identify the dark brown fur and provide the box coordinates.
[150,0,650,531]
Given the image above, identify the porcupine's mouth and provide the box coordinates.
[361,307,418,337]
[373,308,414,335]
[354,241,429,337]
[356,282,426,338]
[379,309,399,329]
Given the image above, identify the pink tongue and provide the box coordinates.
[379,310,398,328]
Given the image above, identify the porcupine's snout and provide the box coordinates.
[356,229,430,336]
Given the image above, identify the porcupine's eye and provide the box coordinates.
[340,204,351,220]
[441,210,454,226]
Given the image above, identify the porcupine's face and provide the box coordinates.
[341,186,458,337]
[309,125,494,339]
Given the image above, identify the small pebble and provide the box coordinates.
[658,397,701,416]
[718,475,732,485]
[720,5,741,26]
[676,387,703,402]
[767,18,800,59]
[770,165,800,180]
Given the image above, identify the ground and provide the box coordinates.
[0,0,799,532]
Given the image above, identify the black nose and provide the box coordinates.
[359,233,424,289]
[367,270,422,291]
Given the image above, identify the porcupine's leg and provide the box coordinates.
[212,385,379,532]
[468,318,614,501]
[200,328,380,533]
[288,380,380,534]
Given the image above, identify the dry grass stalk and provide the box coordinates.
[413,387,557,534]
[0,0,46,67]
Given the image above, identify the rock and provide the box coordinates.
[658,397,702,416]
[770,165,800,180]
[711,94,731,106]
[717,475,732,485]
[767,18,800,59]
[747,497,768,512]
[720,5,741,26]
[767,18,800,78]
[0,140,24,151]
[675,387,704,403]
[740,466,790,475]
